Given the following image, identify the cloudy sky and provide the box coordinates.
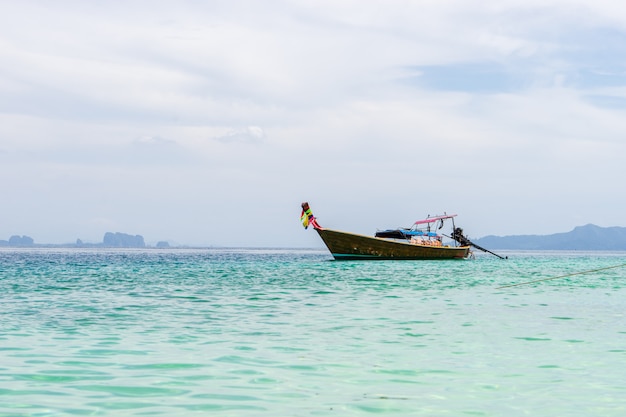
[2,0,626,247]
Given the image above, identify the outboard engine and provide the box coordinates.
[452,227,472,247]
[452,227,507,259]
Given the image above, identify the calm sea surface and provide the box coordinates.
[1,248,625,416]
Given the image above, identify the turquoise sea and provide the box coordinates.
[1,248,625,416]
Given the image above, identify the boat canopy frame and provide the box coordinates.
[375,213,462,247]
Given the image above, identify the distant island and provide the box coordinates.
[0,232,169,248]
[1,235,35,246]
[473,224,626,250]
[101,232,145,248]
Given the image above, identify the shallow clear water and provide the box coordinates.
[1,248,625,416]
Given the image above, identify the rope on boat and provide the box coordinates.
[496,263,626,289]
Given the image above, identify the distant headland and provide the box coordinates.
[0,232,170,248]
[472,224,626,250]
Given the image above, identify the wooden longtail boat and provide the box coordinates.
[301,202,471,260]
[315,228,470,260]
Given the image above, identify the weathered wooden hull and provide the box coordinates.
[316,228,470,260]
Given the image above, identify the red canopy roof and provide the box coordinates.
[413,214,457,225]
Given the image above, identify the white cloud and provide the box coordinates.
[216,126,265,143]
[1,1,626,246]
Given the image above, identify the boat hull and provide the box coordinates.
[316,228,470,260]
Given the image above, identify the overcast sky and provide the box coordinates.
[2,0,626,247]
